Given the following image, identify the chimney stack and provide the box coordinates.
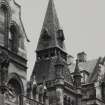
[67,55,74,65]
[77,52,87,62]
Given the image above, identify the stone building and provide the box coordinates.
[0,0,105,105]
[30,0,105,105]
[0,0,28,105]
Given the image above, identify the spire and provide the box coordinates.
[36,0,65,52]
[43,0,61,31]
[73,59,82,88]
[74,59,81,77]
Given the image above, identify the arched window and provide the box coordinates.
[9,24,19,53]
[57,29,65,41]
[5,78,23,105]
[0,4,9,46]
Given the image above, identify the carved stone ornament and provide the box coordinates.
[0,50,9,94]
[0,50,9,68]
[4,84,18,104]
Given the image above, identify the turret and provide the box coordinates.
[32,0,68,84]
[73,59,82,89]
[73,59,82,105]
[31,0,75,105]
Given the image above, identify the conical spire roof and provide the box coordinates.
[36,0,65,52]
[74,60,81,77]
[43,0,60,31]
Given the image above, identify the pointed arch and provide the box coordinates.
[7,73,24,93]
[6,73,24,105]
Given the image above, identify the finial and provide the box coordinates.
[76,59,79,65]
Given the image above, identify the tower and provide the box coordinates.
[0,0,28,105]
[33,0,67,84]
[73,60,82,105]
[31,0,77,105]
[73,59,82,89]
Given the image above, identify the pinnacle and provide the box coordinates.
[74,59,81,77]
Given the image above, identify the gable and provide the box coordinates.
[69,59,98,83]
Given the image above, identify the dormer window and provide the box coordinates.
[57,29,65,48]
[41,28,51,47]
[41,29,50,41]
[57,29,65,41]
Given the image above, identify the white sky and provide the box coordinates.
[16,0,105,79]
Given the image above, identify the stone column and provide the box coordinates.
[56,87,63,105]
[35,93,39,102]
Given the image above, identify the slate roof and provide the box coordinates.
[87,57,104,83]
[69,59,99,83]
[69,59,98,74]
[69,57,105,84]
[36,0,65,52]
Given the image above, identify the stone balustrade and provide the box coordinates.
[23,96,44,105]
